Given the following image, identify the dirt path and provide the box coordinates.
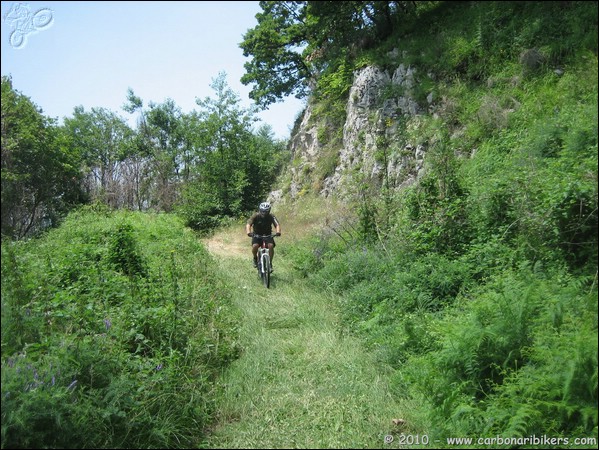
[201,221,247,258]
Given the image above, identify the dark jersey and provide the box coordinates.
[248,212,279,235]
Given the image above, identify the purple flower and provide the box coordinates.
[103,318,112,330]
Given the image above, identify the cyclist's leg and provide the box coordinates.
[252,241,260,266]
[266,243,274,272]
[267,242,274,262]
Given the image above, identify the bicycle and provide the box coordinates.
[250,234,278,288]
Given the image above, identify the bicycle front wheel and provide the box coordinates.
[262,255,271,288]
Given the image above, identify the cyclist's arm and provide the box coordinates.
[273,216,281,235]
[246,215,255,236]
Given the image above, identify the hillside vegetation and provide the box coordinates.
[1,208,241,448]
[276,1,598,446]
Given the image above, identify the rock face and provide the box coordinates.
[284,54,430,201]
[286,104,320,199]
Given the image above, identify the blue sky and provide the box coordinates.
[1,1,305,139]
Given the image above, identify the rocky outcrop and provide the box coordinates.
[284,51,431,201]
[321,64,425,197]
[286,104,320,198]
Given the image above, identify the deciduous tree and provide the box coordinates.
[1,76,85,238]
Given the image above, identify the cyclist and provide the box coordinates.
[246,202,281,271]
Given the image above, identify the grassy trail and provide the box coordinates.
[201,223,415,449]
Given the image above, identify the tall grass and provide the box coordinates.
[1,206,240,448]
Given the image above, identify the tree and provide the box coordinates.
[194,72,257,217]
[122,88,154,210]
[63,106,133,209]
[240,1,414,107]
[143,99,184,211]
[1,76,85,238]
[123,90,187,212]
[243,124,288,212]
[177,73,285,231]
[240,1,313,108]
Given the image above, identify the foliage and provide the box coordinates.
[1,76,87,239]
[241,1,597,105]
[107,222,148,278]
[240,1,422,107]
[406,268,598,443]
[239,1,312,107]
[462,58,598,273]
[63,105,136,209]
[1,209,240,448]
[4,71,287,239]
[284,1,598,445]
[175,73,287,233]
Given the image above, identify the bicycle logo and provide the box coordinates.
[4,3,54,49]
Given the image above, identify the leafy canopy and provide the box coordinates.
[239,1,418,107]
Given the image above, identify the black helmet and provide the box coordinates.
[259,202,271,213]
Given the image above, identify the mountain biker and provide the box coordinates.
[246,202,281,271]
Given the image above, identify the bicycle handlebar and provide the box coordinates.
[249,233,280,238]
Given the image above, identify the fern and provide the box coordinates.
[504,403,537,437]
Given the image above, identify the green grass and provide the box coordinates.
[202,221,428,448]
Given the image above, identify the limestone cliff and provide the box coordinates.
[274,51,434,203]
